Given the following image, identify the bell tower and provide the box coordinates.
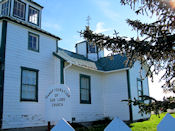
[0,0,43,28]
[75,41,104,61]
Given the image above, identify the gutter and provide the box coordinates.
[64,63,72,71]
[63,63,72,85]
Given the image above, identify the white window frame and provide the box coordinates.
[28,32,39,52]
[13,0,26,20]
[21,67,38,102]
[80,74,91,104]
[88,44,96,53]
[28,6,39,25]
[1,0,9,16]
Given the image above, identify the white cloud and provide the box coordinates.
[95,0,119,21]
[95,22,111,33]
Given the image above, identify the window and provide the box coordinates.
[88,44,96,53]
[28,6,39,25]
[21,67,38,101]
[1,1,9,16]
[28,32,39,52]
[137,78,143,101]
[80,74,91,104]
[13,0,26,20]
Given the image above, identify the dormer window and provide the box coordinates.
[13,0,26,20]
[1,0,9,16]
[28,6,39,25]
[88,44,96,53]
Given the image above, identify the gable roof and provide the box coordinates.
[53,48,129,72]
[97,55,128,71]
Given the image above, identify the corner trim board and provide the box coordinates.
[0,20,7,129]
[126,70,133,122]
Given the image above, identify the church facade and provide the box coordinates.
[0,0,150,129]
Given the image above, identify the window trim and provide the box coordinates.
[1,0,9,16]
[13,0,26,20]
[28,5,40,26]
[88,44,96,53]
[20,66,39,102]
[28,32,40,52]
[137,78,144,101]
[80,74,91,104]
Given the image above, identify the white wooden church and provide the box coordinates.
[0,0,150,130]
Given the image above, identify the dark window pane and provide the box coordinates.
[13,0,25,19]
[1,1,9,16]
[28,33,39,51]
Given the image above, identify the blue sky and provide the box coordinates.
[36,0,153,52]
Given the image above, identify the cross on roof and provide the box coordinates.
[86,16,91,27]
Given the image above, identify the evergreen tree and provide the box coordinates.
[81,0,175,114]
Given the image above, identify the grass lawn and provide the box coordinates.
[73,113,175,131]
[130,113,175,131]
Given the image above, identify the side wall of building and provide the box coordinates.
[129,61,150,121]
[103,71,130,121]
[65,65,104,122]
[2,21,57,129]
[76,42,87,57]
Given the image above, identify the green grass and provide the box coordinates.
[73,113,175,131]
[130,113,175,131]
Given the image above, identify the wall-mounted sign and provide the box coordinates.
[45,84,71,123]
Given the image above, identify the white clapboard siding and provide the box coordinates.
[129,61,150,121]
[65,65,104,122]
[103,71,130,121]
[2,21,57,129]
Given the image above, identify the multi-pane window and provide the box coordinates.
[80,74,91,104]
[137,78,143,101]
[28,32,39,52]
[13,0,26,20]
[1,1,9,16]
[21,67,38,101]
[28,6,39,25]
[88,44,96,53]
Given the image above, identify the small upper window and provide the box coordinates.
[28,6,39,25]
[137,78,143,101]
[28,32,39,52]
[13,0,26,20]
[1,1,9,16]
[88,44,96,53]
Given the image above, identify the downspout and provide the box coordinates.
[64,63,72,84]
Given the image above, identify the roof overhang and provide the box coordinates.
[53,52,129,73]
[0,17,61,40]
